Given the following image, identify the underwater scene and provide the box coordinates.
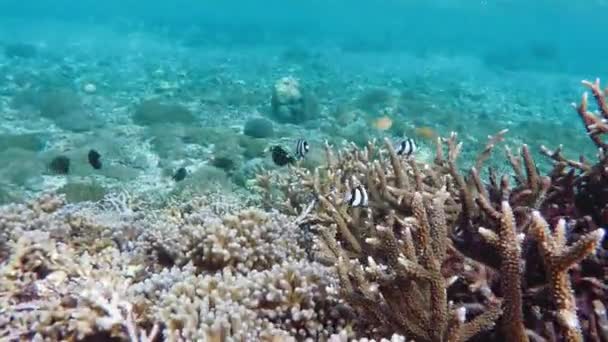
[1,0,608,341]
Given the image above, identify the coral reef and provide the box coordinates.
[264,79,608,341]
[0,191,348,341]
[2,77,608,342]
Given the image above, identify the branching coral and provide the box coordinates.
[0,190,349,341]
[294,138,502,341]
[2,79,608,342]
[277,79,608,341]
[0,230,154,341]
[529,213,605,341]
[148,260,344,341]
[139,203,306,273]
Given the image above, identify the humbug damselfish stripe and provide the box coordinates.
[396,138,416,157]
[349,185,368,207]
[295,138,309,159]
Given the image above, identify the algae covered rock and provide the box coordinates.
[355,87,397,113]
[147,124,190,160]
[211,153,238,173]
[57,181,107,203]
[48,156,70,175]
[181,126,234,147]
[0,148,44,186]
[243,117,274,138]
[0,133,45,152]
[270,76,319,124]
[10,88,39,110]
[39,88,82,119]
[36,88,100,132]
[167,165,234,200]
[238,135,267,159]
[133,98,196,126]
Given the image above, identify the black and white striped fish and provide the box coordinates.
[345,185,369,207]
[395,138,417,157]
[295,138,309,159]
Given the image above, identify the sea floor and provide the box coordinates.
[0,20,598,205]
[3,17,608,342]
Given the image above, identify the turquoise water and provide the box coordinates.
[0,0,607,202]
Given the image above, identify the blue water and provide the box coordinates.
[0,0,607,202]
[2,1,607,74]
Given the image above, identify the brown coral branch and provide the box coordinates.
[522,144,540,195]
[506,145,527,186]
[316,195,362,254]
[384,137,410,189]
[450,301,503,342]
[592,300,608,342]
[479,201,528,342]
[573,91,608,149]
[582,78,608,118]
[530,212,606,342]
[539,145,590,172]
[445,133,476,225]
[474,129,509,172]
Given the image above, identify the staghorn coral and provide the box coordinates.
[540,79,608,228]
[529,213,605,342]
[292,138,503,341]
[254,167,314,215]
[279,79,608,341]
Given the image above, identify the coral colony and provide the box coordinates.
[1,81,608,341]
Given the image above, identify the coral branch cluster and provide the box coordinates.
[284,80,608,341]
[2,79,608,342]
[0,191,348,341]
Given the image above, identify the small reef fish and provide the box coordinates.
[415,126,437,140]
[49,155,70,175]
[295,138,309,159]
[373,116,393,130]
[345,185,369,207]
[172,167,187,182]
[88,149,102,169]
[271,145,295,166]
[395,138,417,157]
